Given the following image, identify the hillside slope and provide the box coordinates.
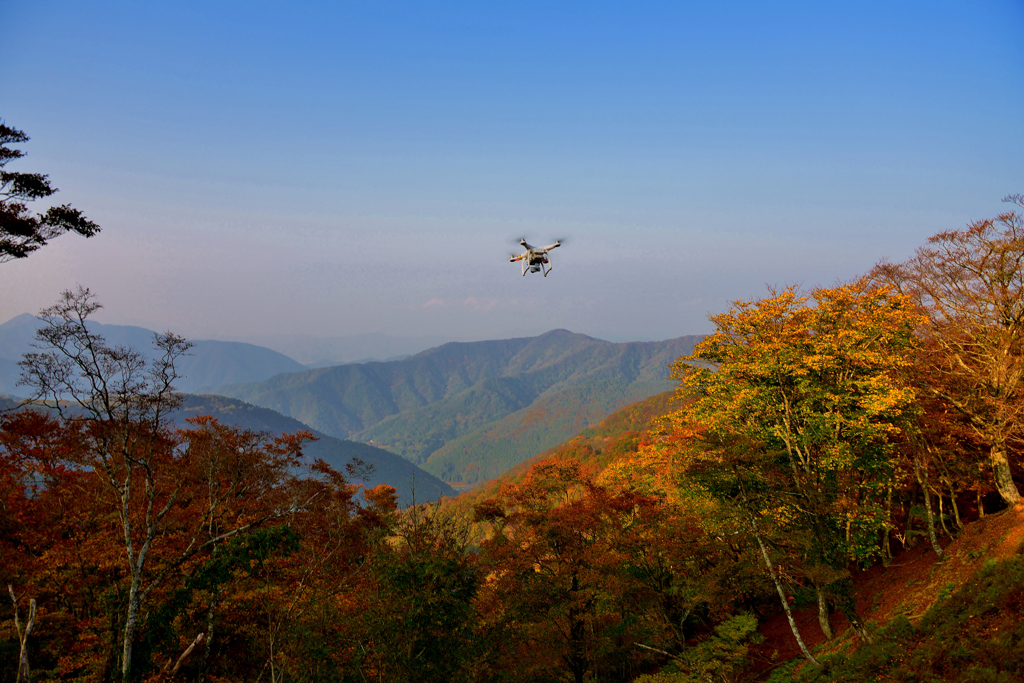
[443,388,1024,681]
[423,381,676,483]
[173,395,456,504]
[215,330,699,483]
[756,504,1024,681]
[447,389,676,508]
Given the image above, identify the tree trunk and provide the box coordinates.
[903,482,920,549]
[949,484,963,529]
[751,521,820,667]
[165,633,204,676]
[815,584,833,640]
[201,595,218,679]
[915,458,943,558]
[938,495,952,538]
[990,444,1021,506]
[881,486,893,567]
[121,580,141,679]
[8,587,36,683]
[566,572,589,683]
[16,603,34,683]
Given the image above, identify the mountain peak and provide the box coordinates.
[535,329,602,342]
[0,313,39,330]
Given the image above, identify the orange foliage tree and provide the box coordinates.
[474,459,691,683]
[873,194,1024,506]
[10,288,318,679]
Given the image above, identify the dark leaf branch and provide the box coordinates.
[0,122,99,262]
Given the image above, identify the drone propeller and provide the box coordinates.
[506,235,569,273]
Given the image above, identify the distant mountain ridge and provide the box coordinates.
[3,314,701,487]
[214,330,701,483]
[244,331,449,366]
[0,313,306,396]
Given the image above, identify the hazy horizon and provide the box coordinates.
[2,1,1022,346]
[0,309,686,366]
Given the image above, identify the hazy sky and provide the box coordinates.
[2,1,1022,353]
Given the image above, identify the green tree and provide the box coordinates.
[356,500,480,683]
[0,123,99,262]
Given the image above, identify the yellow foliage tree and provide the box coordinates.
[670,279,921,661]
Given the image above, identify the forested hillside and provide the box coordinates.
[449,390,677,507]
[214,329,700,483]
[444,384,1024,682]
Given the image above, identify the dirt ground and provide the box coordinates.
[749,502,1024,678]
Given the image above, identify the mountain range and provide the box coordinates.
[2,312,701,490]
[243,331,450,366]
[212,330,700,484]
[0,313,306,396]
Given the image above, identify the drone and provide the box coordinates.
[509,238,562,277]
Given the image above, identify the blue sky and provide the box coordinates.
[1,1,1022,355]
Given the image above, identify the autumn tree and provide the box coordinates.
[0,408,119,679]
[873,194,1024,506]
[599,430,763,657]
[262,476,398,683]
[886,388,981,560]
[475,459,667,683]
[0,123,99,262]
[15,287,188,678]
[0,413,354,681]
[349,498,480,683]
[141,417,314,677]
[673,280,921,657]
[15,287,309,680]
